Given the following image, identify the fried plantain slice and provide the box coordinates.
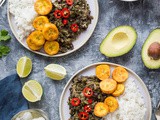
[112,66,129,83]
[26,36,42,51]
[94,102,109,117]
[100,78,117,94]
[29,31,45,46]
[96,64,110,80]
[112,84,125,97]
[44,41,59,55]
[33,16,49,31]
[43,23,59,41]
[34,0,52,15]
[104,96,119,113]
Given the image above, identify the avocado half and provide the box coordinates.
[142,29,160,69]
[100,26,137,57]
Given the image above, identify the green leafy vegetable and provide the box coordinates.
[0,29,11,58]
[0,29,11,41]
[0,46,10,58]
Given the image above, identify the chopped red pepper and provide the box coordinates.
[71,23,79,32]
[54,10,62,19]
[70,98,81,106]
[87,99,92,104]
[61,8,70,18]
[84,105,92,113]
[66,0,73,5]
[82,87,93,98]
[62,19,68,25]
[78,112,89,120]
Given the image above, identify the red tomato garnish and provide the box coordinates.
[54,10,62,19]
[78,112,89,120]
[71,23,79,32]
[66,0,73,5]
[84,105,92,113]
[82,87,93,98]
[61,8,70,18]
[70,98,81,106]
[87,99,92,104]
[62,19,68,25]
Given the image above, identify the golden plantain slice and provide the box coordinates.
[29,31,45,46]
[96,65,110,80]
[112,84,125,97]
[26,36,42,51]
[33,16,49,31]
[43,23,59,41]
[44,41,59,55]
[112,66,129,83]
[94,102,109,117]
[100,78,117,94]
[34,0,52,15]
[104,96,119,113]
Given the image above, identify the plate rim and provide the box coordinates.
[0,0,5,7]
[7,0,99,57]
[59,62,152,120]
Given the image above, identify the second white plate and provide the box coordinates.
[59,62,152,120]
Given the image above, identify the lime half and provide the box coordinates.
[22,80,43,102]
[44,64,66,80]
[16,56,32,78]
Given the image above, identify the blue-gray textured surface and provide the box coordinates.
[0,0,160,120]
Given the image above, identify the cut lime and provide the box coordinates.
[16,56,32,78]
[44,64,66,80]
[22,80,43,102]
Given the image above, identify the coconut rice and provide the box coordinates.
[9,0,37,40]
[105,78,146,120]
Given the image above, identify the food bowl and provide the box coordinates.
[11,109,49,120]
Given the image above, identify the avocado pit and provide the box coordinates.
[148,42,160,60]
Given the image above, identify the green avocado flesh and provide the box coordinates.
[100,26,137,57]
[142,29,160,69]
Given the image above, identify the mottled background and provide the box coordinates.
[0,0,160,120]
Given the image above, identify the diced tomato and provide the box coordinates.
[54,10,62,19]
[61,8,70,18]
[71,23,79,32]
[87,99,92,104]
[78,112,89,120]
[66,0,73,5]
[82,87,93,98]
[84,105,92,113]
[70,98,81,106]
[62,19,68,25]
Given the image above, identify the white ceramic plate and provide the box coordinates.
[7,0,99,57]
[59,62,152,120]
[0,0,5,7]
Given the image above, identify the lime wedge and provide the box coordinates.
[16,56,32,78]
[22,80,43,102]
[44,64,66,80]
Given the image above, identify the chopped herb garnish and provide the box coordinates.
[0,30,11,41]
[0,29,11,58]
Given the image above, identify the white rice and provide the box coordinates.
[105,78,146,120]
[9,0,37,40]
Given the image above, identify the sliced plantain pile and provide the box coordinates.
[94,65,129,118]
[26,0,60,55]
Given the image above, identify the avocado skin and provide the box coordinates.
[100,26,137,57]
[141,29,160,69]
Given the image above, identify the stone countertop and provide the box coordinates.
[0,0,160,120]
